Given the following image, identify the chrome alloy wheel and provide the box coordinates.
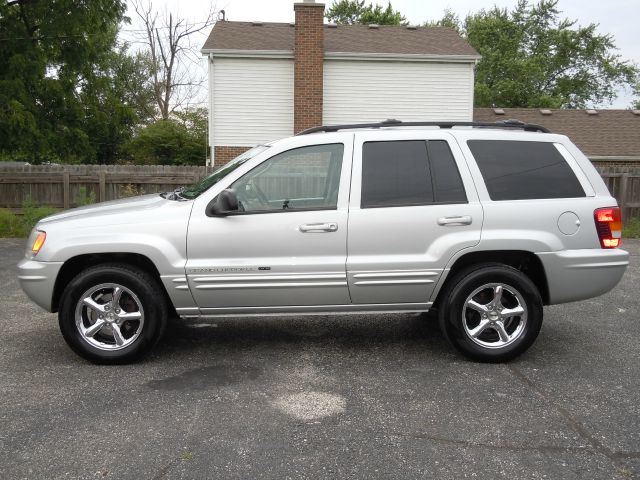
[462,283,527,349]
[74,283,145,351]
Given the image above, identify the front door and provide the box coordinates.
[186,138,353,313]
[346,131,483,307]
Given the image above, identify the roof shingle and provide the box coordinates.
[202,21,479,57]
[474,108,640,157]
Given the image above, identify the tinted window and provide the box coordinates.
[232,144,343,212]
[467,140,585,201]
[361,141,432,208]
[428,140,467,203]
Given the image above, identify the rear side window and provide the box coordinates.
[467,140,585,201]
[361,141,432,208]
[361,140,466,208]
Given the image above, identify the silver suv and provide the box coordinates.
[18,120,629,364]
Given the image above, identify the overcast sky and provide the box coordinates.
[124,0,640,108]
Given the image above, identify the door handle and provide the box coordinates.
[437,215,472,226]
[299,222,338,233]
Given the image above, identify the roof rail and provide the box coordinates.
[297,118,550,135]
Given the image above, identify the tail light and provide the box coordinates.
[594,207,622,248]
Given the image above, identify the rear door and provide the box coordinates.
[346,131,483,306]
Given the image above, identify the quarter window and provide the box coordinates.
[428,140,467,203]
[361,140,466,208]
[467,140,585,201]
[232,144,344,212]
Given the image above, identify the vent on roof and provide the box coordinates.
[289,22,295,27]
[368,24,379,29]
[632,110,640,116]
[406,25,417,30]
[586,109,598,115]
[493,108,505,115]
[326,23,338,28]
[251,21,263,26]
[540,109,552,115]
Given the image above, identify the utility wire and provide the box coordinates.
[0,20,214,42]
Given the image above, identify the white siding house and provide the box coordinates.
[202,2,480,165]
[210,57,294,148]
[323,59,475,125]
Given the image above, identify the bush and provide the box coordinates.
[119,184,145,198]
[0,208,22,237]
[0,198,58,238]
[624,217,640,239]
[76,186,96,206]
[122,109,207,165]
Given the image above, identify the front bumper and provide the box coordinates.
[17,258,64,312]
[537,248,629,304]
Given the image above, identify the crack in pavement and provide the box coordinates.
[150,457,182,480]
[507,364,638,471]
[391,432,600,455]
[150,401,202,479]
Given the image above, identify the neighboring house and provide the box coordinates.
[474,108,640,166]
[201,0,479,165]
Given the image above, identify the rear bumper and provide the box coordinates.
[537,248,629,304]
[17,258,63,312]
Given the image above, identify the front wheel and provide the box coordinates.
[438,264,543,362]
[58,264,168,364]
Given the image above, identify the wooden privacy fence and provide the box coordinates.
[0,165,213,210]
[1,163,640,219]
[596,165,640,221]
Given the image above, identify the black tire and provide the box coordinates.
[58,263,168,364]
[438,263,543,363]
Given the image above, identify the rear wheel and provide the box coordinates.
[438,264,543,362]
[58,264,167,364]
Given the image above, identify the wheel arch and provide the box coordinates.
[432,250,550,307]
[51,253,174,314]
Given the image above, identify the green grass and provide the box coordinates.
[0,202,58,238]
[623,217,640,239]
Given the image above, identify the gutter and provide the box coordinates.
[325,52,481,63]
[201,48,481,63]
[201,49,293,59]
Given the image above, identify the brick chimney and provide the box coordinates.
[293,0,325,133]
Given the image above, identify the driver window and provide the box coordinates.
[231,143,344,213]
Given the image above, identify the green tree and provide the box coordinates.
[430,0,638,108]
[326,0,406,25]
[424,9,461,33]
[123,108,207,166]
[80,46,156,164]
[0,0,154,164]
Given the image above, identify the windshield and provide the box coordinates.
[180,145,270,199]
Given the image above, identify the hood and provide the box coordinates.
[38,194,174,226]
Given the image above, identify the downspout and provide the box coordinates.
[208,52,215,167]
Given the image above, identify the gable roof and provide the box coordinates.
[474,108,640,158]
[202,21,479,58]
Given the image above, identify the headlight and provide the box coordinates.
[31,230,46,255]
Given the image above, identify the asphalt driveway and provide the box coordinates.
[1,238,638,479]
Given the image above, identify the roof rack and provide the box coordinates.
[297,118,551,135]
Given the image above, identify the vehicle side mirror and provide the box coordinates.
[206,189,239,216]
